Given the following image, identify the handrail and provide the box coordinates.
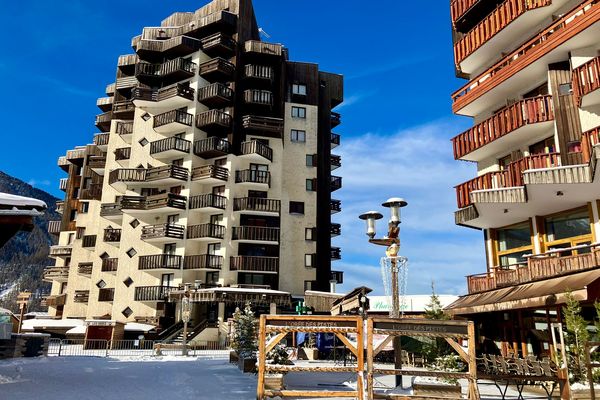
[573,56,600,106]
[240,140,273,161]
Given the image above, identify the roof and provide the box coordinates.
[0,193,47,216]
[21,318,84,331]
[65,322,156,335]
[369,295,459,313]
[170,287,292,306]
[445,269,600,315]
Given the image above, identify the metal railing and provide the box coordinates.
[240,140,273,161]
[235,169,270,186]
[192,165,229,181]
[233,197,280,213]
[183,254,223,270]
[230,256,279,273]
[189,193,227,210]
[231,226,280,242]
[187,223,226,240]
[138,255,182,270]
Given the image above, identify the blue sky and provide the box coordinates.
[0,0,483,295]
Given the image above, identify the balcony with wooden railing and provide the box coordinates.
[82,235,97,248]
[95,112,113,132]
[183,254,223,270]
[200,32,236,57]
[101,258,119,272]
[105,82,115,96]
[191,165,229,183]
[244,40,283,57]
[193,136,231,159]
[58,156,70,171]
[118,54,138,68]
[96,96,113,112]
[244,65,273,80]
[230,256,279,274]
[78,263,93,275]
[47,220,61,235]
[240,140,273,162]
[452,0,600,115]
[141,223,185,242]
[187,223,226,240]
[242,115,283,137]
[49,245,72,258]
[150,137,191,158]
[454,0,553,67]
[109,165,189,188]
[199,57,235,82]
[93,133,110,148]
[331,154,341,170]
[113,100,135,119]
[581,125,600,164]
[103,228,121,243]
[100,202,122,219]
[45,293,67,307]
[451,0,480,24]
[196,109,232,133]
[331,199,342,214]
[331,132,340,149]
[135,57,196,83]
[573,56,600,108]
[153,109,193,133]
[189,193,227,211]
[98,288,115,302]
[56,200,64,215]
[233,197,280,214]
[232,226,280,243]
[235,169,270,186]
[87,156,106,170]
[197,82,233,108]
[116,121,133,137]
[331,176,342,192]
[73,291,89,304]
[115,147,131,161]
[452,95,554,161]
[331,247,342,260]
[115,76,137,90]
[42,267,70,282]
[80,183,103,200]
[138,254,182,270]
[244,89,273,106]
[121,193,187,213]
[135,35,202,59]
[455,152,560,209]
[133,84,195,110]
[134,286,176,301]
[331,112,341,128]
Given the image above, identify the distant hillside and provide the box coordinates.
[0,171,59,313]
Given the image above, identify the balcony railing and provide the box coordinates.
[82,235,97,248]
[134,286,176,301]
[100,203,122,218]
[133,84,195,104]
[189,193,227,210]
[232,226,280,242]
[581,125,600,163]
[183,254,223,270]
[331,199,341,214]
[230,256,279,273]
[95,112,113,131]
[454,0,552,65]
[193,137,231,158]
[109,165,189,186]
[330,133,340,148]
[455,152,560,209]
[153,109,193,129]
[233,197,280,213]
[244,89,273,106]
[187,223,226,240]
[197,82,234,107]
[192,165,229,182]
[331,176,342,191]
[573,56,600,107]
[80,183,103,200]
[93,133,110,147]
[196,109,233,131]
[242,115,283,136]
[116,121,133,136]
[73,291,89,304]
[451,0,480,23]
[199,57,235,81]
[103,228,121,243]
[135,58,196,78]
[331,247,342,260]
[244,40,283,56]
[452,0,600,112]
[244,65,273,80]
[141,223,185,241]
[135,35,202,57]
[330,270,344,284]
[48,220,61,234]
[115,147,131,161]
[108,169,146,185]
[452,95,554,160]
[331,154,341,169]
[42,267,69,282]
[200,32,236,56]
[330,223,341,236]
[121,193,187,211]
[101,258,119,272]
[138,254,182,270]
[45,293,67,307]
[235,169,271,186]
[113,101,135,117]
[96,96,113,112]
[78,263,93,275]
[150,137,191,156]
[331,112,341,127]
[240,140,273,161]
[56,200,64,214]
[98,288,115,302]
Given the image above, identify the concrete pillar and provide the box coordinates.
[484,229,495,271]
[531,217,542,254]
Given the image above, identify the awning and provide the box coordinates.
[445,268,600,315]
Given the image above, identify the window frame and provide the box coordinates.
[291,129,306,142]
[291,106,306,119]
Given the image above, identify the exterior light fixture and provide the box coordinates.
[382,197,408,225]
[556,191,564,196]
[359,211,383,239]
[141,113,151,121]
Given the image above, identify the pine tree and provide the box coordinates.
[231,302,258,358]
[423,281,450,363]
[563,291,590,383]
[425,281,449,320]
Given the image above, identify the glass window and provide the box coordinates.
[306,179,316,191]
[292,84,307,95]
[292,107,306,118]
[545,209,591,242]
[306,154,316,166]
[290,201,304,215]
[291,129,306,142]
[498,250,529,268]
[497,222,531,252]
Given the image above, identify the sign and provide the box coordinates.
[373,319,469,336]
[268,319,357,329]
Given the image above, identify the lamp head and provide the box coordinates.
[382,197,407,225]
[359,211,383,239]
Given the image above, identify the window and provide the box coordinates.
[206,271,219,285]
[122,307,133,318]
[289,201,304,215]
[305,228,316,241]
[138,137,149,147]
[292,106,306,118]
[292,84,307,95]
[567,141,582,154]
[96,280,107,289]
[545,208,591,243]
[71,188,79,200]
[494,222,532,269]
[214,157,227,167]
[123,277,134,287]
[163,243,176,255]
[79,202,89,214]
[208,243,221,255]
[161,273,174,287]
[130,219,140,228]
[210,214,224,225]
[141,113,151,121]
[306,154,316,166]
[126,248,137,258]
[529,137,556,155]
[558,83,572,96]
[167,214,179,224]
[306,179,316,191]
[305,254,315,267]
[213,185,226,196]
[291,130,306,142]
[498,154,512,170]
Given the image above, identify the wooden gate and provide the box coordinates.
[256,315,364,400]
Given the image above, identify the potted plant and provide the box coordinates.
[299,333,319,361]
[230,302,258,373]
[265,341,291,390]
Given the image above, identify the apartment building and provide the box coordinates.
[45,0,343,337]
[446,0,600,358]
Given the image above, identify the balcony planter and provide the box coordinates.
[264,373,285,391]
[237,355,257,373]
[229,350,239,364]
[298,347,319,361]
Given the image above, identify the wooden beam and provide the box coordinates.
[334,332,357,356]
[265,332,287,354]
[373,335,393,356]
[257,315,267,400]
[444,337,468,363]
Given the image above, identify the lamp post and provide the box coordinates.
[181,284,191,356]
[359,197,408,388]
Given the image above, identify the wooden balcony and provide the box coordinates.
[233,197,280,214]
[109,165,189,189]
[47,220,61,235]
[93,133,110,148]
[331,133,340,149]
[451,0,480,25]
[58,156,70,172]
[108,169,146,187]
[133,84,195,111]
[98,288,115,302]
[121,193,187,213]
[193,136,231,159]
[331,175,342,192]
[73,291,89,304]
[87,156,106,171]
[56,200,64,215]
[200,32,236,57]
[331,154,341,170]
[467,245,600,294]
[191,165,229,183]
[150,137,191,159]
[45,293,67,307]
[573,56,600,108]
[455,152,560,209]
[331,247,342,260]
[197,82,233,108]
[115,147,131,161]
[242,115,283,138]
[183,254,223,270]
[452,95,554,161]
[244,89,273,106]
[454,0,552,66]
[58,178,68,192]
[135,35,202,60]
[153,109,193,133]
[100,203,123,219]
[105,83,115,96]
[330,270,344,284]
[138,254,182,271]
[235,169,270,187]
[116,121,133,137]
[187,223,226,241]
[581,125,600,164]
[49,245,72,258]
[101,258,119,272]
[331,223,341,237]
[115,76,137,90]
[82,235,96,248]
[95,111,113,132]
[103,228,121,243]
[331,199,341,214]
[96,96,113,112]
[244,40,283,57]
[80,183,103,200]
[240,140,273,162]
[135,58,196,85]
[195,109,232,133]
[118,54,138,68]
[331,112,341,127]
[189,193,227,212]
[134,286,176,302]
[244,65,273,80]
[78,263,93,275]
[230,256,279,274]
[452,0,600,115]
[199,57,235,82]
[43,267,69,282]
[141,223,185,242]
[232,226,279,243]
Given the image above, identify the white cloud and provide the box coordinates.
[28,179,51,187]
[335,91,376,110]
[332,119,485,296]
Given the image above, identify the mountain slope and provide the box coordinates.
[0,171,59,312]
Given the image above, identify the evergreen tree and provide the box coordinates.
[423,281,450,363]
[231,302,258,358]
[425,281,449,320]
[563,291,590,383]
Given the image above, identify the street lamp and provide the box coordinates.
[181,284,191,356]
[359,197,408,387]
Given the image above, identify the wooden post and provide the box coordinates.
[356,316,364,400]
[256,315,266,400]
[467,321,480,400]
[366,318,374,400]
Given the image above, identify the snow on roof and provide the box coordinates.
[0,307,14,316]
[24,312,49,318]
[201,287,290,295]
[21,318,84,331]
[65,325,86,335]
[125,322,156,332]
[368,295,459,313]
[0,192,47,216]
